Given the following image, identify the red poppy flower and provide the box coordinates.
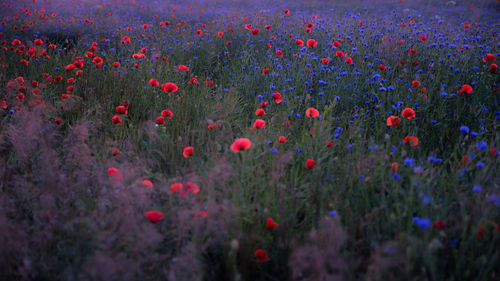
[149,79,159,87]
[345,57,353,64]
[284,9,290,14]
[54,118,63,125]
[332,40,341,47]
[278,136,287,143]
[183,146,194,158]
[92,57,103,65]
[402,108,415,119]
[262,68,270,75]
[306,39,317,47]
[295,39,304,46]
[386,116,401,127]
[161,109,173,119]
[409,48,417,55]
[178,65,189,71]
[321,58,330,65]
[65,64,76,71]
[170,183,183,194]
[476,225,485,239]
[162,82,178,93]
[255,109,266,116]
[156,116,165,125]
[252,29,260,35]
[489,147,497,157]
[73,60,84,68]
[218,32,224,38]
[305,107,319,118]
[391,162,398,173]
[265,218,279,230]
[116,105,127,115]
[483,53,496,62]
[433,220,446,230]
[419,35,427,42]
[185,182,199,194]
[336,51,344,58]
[460,84,473,94]
[489,64,497,74]
[412,80,421,88]
[121,100,130,109]
[145,211,163,223]
[327,141,334,147]
[379,64,386,70]
[272,92,282,103]
[230,138,252,152]
[305,159,315,169]
[132,53,145,59]
[207,123,219,130]
[107,167,122,180]
[121,36,131,44]
[403,136,419,146]
[112,115,122,124]
[143,180,153,188]
[111,148,121,157]
[188,77,198,85]
[15,77,24,84]
[254,249,270,262]
[253,119,266,129]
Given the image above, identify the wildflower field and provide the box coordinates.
[0,0,499,280]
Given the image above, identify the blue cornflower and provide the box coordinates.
[476,141,488,151]
[413,217,431,229]
[403,157,415,166]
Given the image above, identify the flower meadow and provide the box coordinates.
[0,0,499,280]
